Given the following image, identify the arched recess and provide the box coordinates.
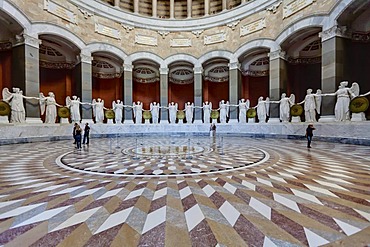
[0,0,32,32]
[91,52,124,116]
[38,34,81,122]
[164,54,199,68]
[126,52,165,68]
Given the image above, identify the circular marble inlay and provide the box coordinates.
[56,137,268,177]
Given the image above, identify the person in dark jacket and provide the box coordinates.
[75,124,82,149]
[305,124,315,148]
[72,123,78,144]
[82,123,90,145]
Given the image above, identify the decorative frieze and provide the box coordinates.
[352,32,370,43]
[93,72,122,79]
[170,38,192,47]
[0,42,12,51]
[204,32,226,45]
[191,30,204,38]
[122,24,134,33]
[266,1,282,14]
[240,18,266,37]
[158,31,170,39]
[80,54,93,64]
[268,50,286,60]
[287,56,321,64]
[283,0,316,19]
[135,34,158,46]
[242,70,269,77]
[95,23,121,40]
[44,0,77,24]
[226,20,240,31]
[78,8,93,19]
[319,25,349,42]
[40,61,76,70]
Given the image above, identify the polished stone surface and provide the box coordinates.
[0,137,369,246]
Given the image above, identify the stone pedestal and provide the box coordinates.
[318,115,336,122]
[351,113,366,122]
[26,117,43,124]
[0,116,9,124]
[60,118,69,124]
[248,118,255,123]
[291,116,301,123]
[145,119,150,124]
[212,119,217,124]
[268,118,280,123]
[178,119,184,124]
[107,119,114,124]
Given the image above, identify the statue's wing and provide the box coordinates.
[175,103,178,110]
[2,87,11,101]
[150,102,153,111]
[246,99,250,109]
[315,91,322,114]
[39,93,46,115]
[191,103,194,113]
[289,94,296,104]
[112,101,116,109]
[350,82,360,97]
[209,102,212,110]
[265,97,270,116]
[66,96,71,106]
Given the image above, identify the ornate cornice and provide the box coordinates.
[13,34,42,49]
[319,25,350,42]
[268,50,287,60]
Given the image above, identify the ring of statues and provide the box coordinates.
[1,81,369,125]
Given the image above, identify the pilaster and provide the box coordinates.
[228,62,241,122]
[194,67,203,123]
[124,63,134,123]
[160,67,169,123]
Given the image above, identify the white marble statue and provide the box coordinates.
[203,101,212,124]
[168,102,178,124]
[133,101,143,124]
[255,96,270,123]
[2,87,38,123]
[92,98,107,124]
[299,89,321,122]
[184,102,194,124]
[66,96,83,123]
[238,98,250,123]
[150,102,160,124]
[112,99,124,124]
[321,81,358,121]
[39,92,61,124]
[219,100,229,124]
[271,93,295,122]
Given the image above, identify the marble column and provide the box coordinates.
[170,0,175,19]
[319,26,347,122]
[268,49,287,123]
[160,68,169,123]
[222,0,227,10]
[123,64,134,123]
[134,0,139,13]
[114,0,120,7]
[187,0,192,18]
[193,67,203,123]
[204,0,209,16]
[11,34,42,123]
[152,0,157,17]
[228,62,241,123]
[80,51,93,122]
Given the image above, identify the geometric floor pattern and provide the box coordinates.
[0,137,370,246]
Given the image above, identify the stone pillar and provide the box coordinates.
[204,0,209,16]
[228,62,241,123]
[319,25,347,122]
[242,0,247,3]
[222,0,227,10]
[170,0,175,19]
[268,49,287,123]
[194,67,203,123]
[160,67,169,123]
[114,0,120,7]
[152,0,157,17]
[12,34,42,123]
[123,64,134,123]
[187,0,192,18]
[80,51,93,122]
[134,0,139,13]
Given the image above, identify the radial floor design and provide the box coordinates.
[0,137,369,247]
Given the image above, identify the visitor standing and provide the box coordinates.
[75,124,82,149]
[210,123,216,137]
[83,123,90,145]
[305,124,315,148]
[72,123,78,144]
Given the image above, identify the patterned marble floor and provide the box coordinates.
[0,136,369,247]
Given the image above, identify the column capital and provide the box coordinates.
[319,25,349,42]
[160,67,169,75]
[124,64,134,72]
[79,53,93,64]
[228,62,240,70]
[193,67,203,74]
[268,49,287,61]
[12,34,41,49]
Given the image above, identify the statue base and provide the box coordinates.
[0,116,9,124]
[228,119,238,124]
[267,118,280,123]
[124,119,134,124]
[145,119,150,124]
[193,119,203,124]
[82,119,94,125]
[107,119,114,124]
[351,113,366,122]
[318,115,335,122]
[26,117,43,124]
[291,116,301,123]
[248,118,255,123]
[212,119,218,124]
[60,118,69,124]
[178,119,184,124]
